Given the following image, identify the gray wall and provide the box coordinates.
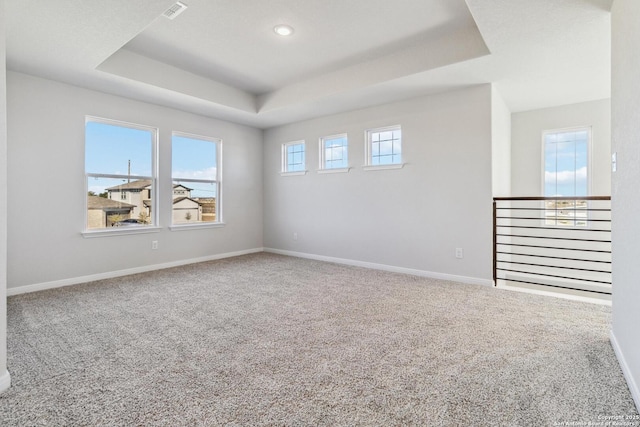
[0,0,10,391]
[511,99,611,197]
[6,72,264,290]
[491,86,511,197]
[611,0,640,409]
[263,85,493,283]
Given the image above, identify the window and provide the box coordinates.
[543,127,590,226]
[282,141,306,174]
[85,117,157,231]
[365,125,402,168]
[319,134,349,172]
[172,132,221,226]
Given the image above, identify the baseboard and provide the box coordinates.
[610,330,640,412]
[264,248,492,287]
[0,370,11,393]
[7,248,265,296]
[497,283,612,306]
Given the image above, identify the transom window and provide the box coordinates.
[85,117,157,231]
[282,141,306,173]
[172,132,221,225]
[366,125,402,166]
[319,134,348,170]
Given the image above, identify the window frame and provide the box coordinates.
[281,140,307,176]
[318,133,350,174]
[170,131,223,230]
[541,126,592,197]
[83,116,160,237]
[364,125,404,171]
[541,126,592,227]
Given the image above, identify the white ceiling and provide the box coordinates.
[5,0,612,129]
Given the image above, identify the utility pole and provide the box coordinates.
[128,159,131,184]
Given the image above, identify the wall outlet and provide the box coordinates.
[455,248,463,259]
[293,232,298,241]
[152,240,158,250]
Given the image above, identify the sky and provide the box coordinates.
[323,136,348,169]
[544,130,588,197]
[86,121,217,198]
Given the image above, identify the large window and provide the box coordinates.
[319,134,349,171]
[365,125,402,167]
[543,127,590,226]
[172,132,221,225]
[282,141,306,174]
[85,117,157,231]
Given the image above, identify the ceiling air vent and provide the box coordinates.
[163,1,188,20]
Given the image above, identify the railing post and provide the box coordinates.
[493,199,497,287]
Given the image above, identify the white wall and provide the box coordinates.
[6,72,263,290]
[511,99,611,196]
[491,85,511,197]
[611,0,640,410]
[263,85,494,283]
[0,0,11,393]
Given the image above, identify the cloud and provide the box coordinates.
[173,167,217,181]
[545,166,587,185]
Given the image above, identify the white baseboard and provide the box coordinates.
[0,370,11,393]
[497,283,612,306]
[610,330,640,412]
[7,248,265,296]
[264,248,492,287]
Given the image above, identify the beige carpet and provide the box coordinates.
[0,253,637,426]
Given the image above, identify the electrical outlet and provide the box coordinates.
[152,241,158,250]
[293,232,298,241]
[455,248,463,259]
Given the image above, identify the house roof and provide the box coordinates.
[5,0,612,128]
[87,195,135,210]
[173,184,192,191]
[173,197,201,206]
[106,179,152,191]
[193,198,215,205]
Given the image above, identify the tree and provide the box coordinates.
[87,191,97,196]
[138,212,150,225]
[107,214,124,226]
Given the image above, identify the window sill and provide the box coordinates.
[82,226,162,238]
[170,222,226,231]
[317,167,351,174]
[280,171,307,177]
[363,163,405,171]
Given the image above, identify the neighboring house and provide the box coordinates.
[86,195,135,229]
[172,184,204,223]
[172,197,202,223]
[106,179,153,219]
[194,198,216,222]
[104,180,212,224]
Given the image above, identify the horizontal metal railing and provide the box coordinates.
[493,196,611,296]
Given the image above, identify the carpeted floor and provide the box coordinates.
[0,253,637,426]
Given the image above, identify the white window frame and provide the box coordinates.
[541,126,592,227]
[364,125,404,171]
[541,126,592,197]
[170,131,223,230]
[318,133,350,174]
[281,140,307,176]
[83,116,159,237]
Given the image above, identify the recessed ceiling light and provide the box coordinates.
[274,24,294,36]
